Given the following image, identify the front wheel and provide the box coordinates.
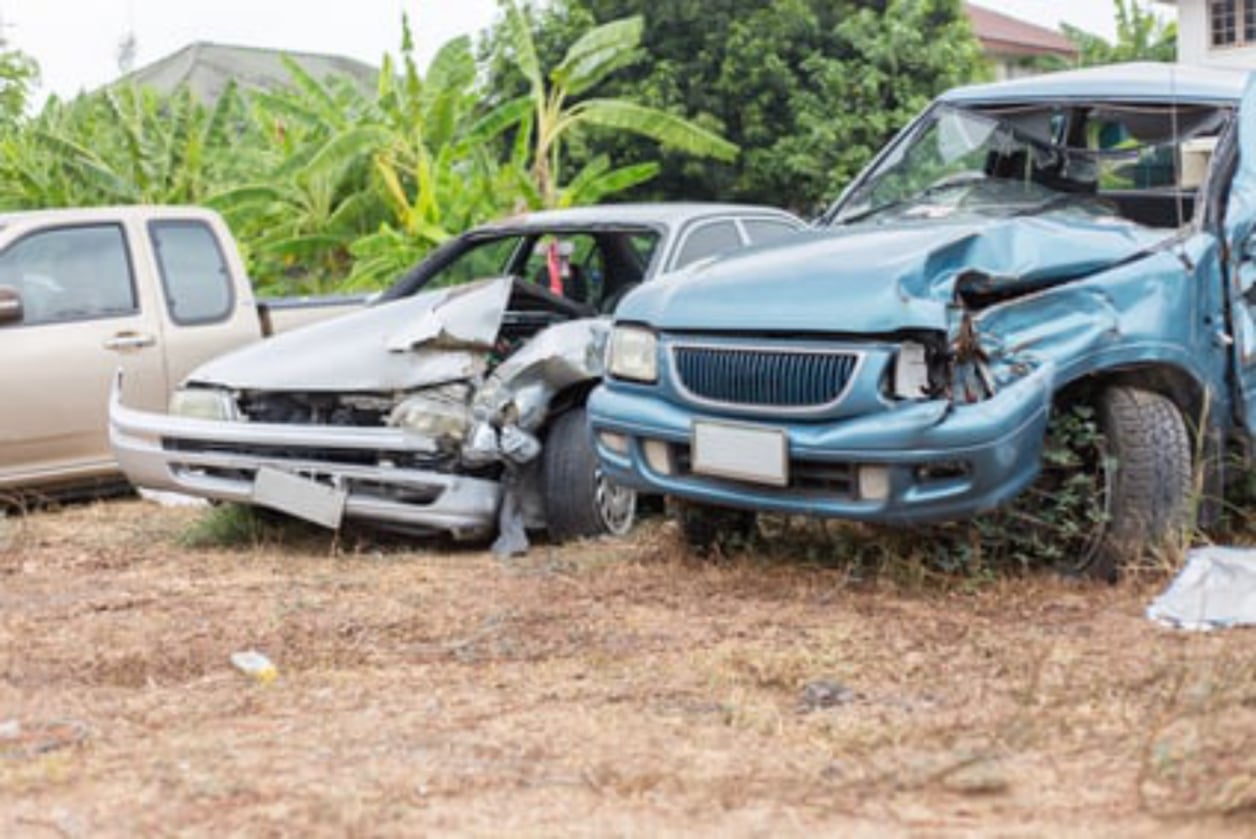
[1092,385,1193,578]
[542,407,636,542]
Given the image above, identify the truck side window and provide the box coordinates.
[149,220,233,325]
[742,219,802,246]
[0,224,135,326]
[674,221,743,269]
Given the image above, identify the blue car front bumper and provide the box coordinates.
[588,363,1054,524]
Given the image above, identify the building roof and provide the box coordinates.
[113,42,377,103]
[965,3,1078,59]
[942,61,1251,104]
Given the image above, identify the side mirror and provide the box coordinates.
[0,285,22,325]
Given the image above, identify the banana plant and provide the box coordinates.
[0,83,253,209]
[498,0,738,206]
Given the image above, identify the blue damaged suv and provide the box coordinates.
[590,63,1256,575]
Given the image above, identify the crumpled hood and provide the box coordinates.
[189,278,513,392]
[618,213,1166,334]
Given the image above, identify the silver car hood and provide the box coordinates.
[190,278,513,392]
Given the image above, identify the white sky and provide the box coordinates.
[4,0,1167,103]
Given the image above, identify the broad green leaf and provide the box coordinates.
[303,125,393,181]
[279,55,345,129]
[567,161,658,206]
[256,233,347,259]
[455,95,531,156]
[574,99,739,161]
[501,0,543,98]
[205,184,288,210]
[552,16,643,98]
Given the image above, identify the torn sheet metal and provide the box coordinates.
[385,277,512,352]
[473,319,610,431]
[186,278,510,392]
[491,461,545,557]
[625,211,1166,336]
[1147,547,1256,631]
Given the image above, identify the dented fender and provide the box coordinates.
[962,236,1227,401]
[472,318,610,431]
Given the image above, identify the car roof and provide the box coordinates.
[471,202,801,233]
[0,205,221,226]
[941,62,1252,106]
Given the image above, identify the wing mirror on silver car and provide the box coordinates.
[0,285,23,326]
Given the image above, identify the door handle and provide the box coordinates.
[103,331,156,351]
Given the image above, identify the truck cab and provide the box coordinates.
[0,206,261,498]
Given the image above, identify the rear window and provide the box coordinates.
[742,218,801,246]
[149,220,234,325]
[674,221,743,269]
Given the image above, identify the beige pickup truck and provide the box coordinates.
[0,205,361,499]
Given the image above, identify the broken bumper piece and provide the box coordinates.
[588,363,1053,524]
[109,389,501,540]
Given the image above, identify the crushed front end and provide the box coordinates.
[110,277,608,543]
[589,319,1054,524]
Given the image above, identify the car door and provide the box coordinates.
[1226,74,1256,437]
[0,222,168,487]
[146,218,262,389]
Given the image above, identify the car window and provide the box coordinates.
[149,220,233,325]
[628,233,660,268]
[429,236,523,289]
[0,224,135,326]
[520,233,602,306]
[742,219,802,246]
[673,221,743,269]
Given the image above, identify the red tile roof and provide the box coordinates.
[966,3,1079,58]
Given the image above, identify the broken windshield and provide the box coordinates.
[832,103,1228,229]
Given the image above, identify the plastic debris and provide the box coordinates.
[230,650,278,684]
[1147,546,1256,631]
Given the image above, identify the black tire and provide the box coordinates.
[1092,386,1193,579]
[542,407,636,542]
[672,499,757,556]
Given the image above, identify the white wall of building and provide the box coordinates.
[1177,0,1256,66]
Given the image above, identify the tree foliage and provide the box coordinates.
[485,0,987,213]
[0,46,38,123]
[1062,0,1176,66]
[495,0,737,207]
[0,12,735,294]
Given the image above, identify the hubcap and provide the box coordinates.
[594,468,636,536]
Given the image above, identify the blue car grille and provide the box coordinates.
[671,345,859,408]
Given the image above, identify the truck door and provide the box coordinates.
[145,218,262,387]
[1227,74,1256,437]
[0,223,168,486]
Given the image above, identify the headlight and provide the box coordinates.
[388,388,472,442]
[892,341,930,400]
[169,387,238,421]
[608,325,658,383]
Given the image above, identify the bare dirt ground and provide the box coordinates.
[3,499,1256,837]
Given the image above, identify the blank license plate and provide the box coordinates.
[691,421,788,486]
[252,466,347,529]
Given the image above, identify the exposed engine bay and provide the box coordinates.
[182,277,610,553]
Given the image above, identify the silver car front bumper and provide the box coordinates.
[108,380,501,540]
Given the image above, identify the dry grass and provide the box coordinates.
[2,499,1255,836]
